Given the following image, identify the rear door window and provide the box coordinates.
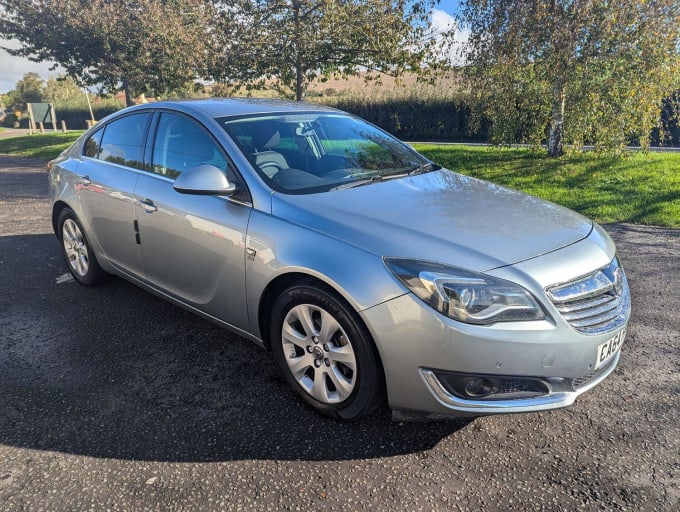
[98,113,151,170]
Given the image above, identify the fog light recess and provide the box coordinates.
[433,371,551,401]
[464,378,494,398]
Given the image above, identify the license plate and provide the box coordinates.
[595,328,626,369]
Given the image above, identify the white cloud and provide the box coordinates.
[431,9,457,34]
[428,9,470,65]
[0,39,62,93]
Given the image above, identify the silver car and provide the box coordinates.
[48,99,630,421]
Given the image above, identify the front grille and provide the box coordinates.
[546,258,630,334]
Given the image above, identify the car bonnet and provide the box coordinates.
[271,169,593,272]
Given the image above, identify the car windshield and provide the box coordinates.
[217,112,437,194]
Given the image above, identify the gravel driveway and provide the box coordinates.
[1,154,678,511]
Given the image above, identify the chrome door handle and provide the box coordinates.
[76,174,91,185]
[139,198,157,213]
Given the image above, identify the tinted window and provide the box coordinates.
[99,113,150,170]
[84,129,103,158]
[152,113,227,179]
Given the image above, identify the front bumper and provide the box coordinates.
[360,292,627,420]
[419,350,620,416]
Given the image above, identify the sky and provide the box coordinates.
[0,1,463,94]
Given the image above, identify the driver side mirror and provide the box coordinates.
[173,164,237,196]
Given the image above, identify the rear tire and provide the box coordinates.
[58,208,106,286]
[270,282,385,421]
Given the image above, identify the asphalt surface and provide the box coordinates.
[0,129,32,140]
[0,154,678,511]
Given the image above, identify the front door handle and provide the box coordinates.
[138,198,157,213]
[76,174,91,185]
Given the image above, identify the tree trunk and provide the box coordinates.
[548,81,565,157]
[123,79,134,107]
[293,0,304,101]
[295,61,305,101]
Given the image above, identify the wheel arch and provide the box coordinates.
[258,272,377,356]
[52,200,72,236]
[259,272,343,351]
[261,270,388,419]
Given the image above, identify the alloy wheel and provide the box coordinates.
[281,303,357,404]
[62,218,89,277]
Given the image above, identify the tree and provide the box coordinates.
[44,75,83,105]
[0,0,215,106]
[6,72,45,111]
[459,0,680,155]
[212,1,445,101]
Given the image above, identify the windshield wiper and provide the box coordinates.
[330,163,439,191]
[407,162,439,175]
[330,175,386,191]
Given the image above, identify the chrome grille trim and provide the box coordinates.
[561,297,618,322]
[546,258,630,334]
[557,294,615,314]
[546,272,613,303]
[568,309,620,329]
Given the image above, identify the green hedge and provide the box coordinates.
[4,95,675,145]
[318,97,488,142]
[0,113,21,128]
[317,92,679,146]
[4,97,488,141]
[2,103,124,130]
[53,104,123,130]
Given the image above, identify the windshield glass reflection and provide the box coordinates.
[218,113,437,194]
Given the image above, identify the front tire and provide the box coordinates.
[270,283,385,421]
[58,208,106,286]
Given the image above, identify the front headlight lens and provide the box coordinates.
[385,258,545,325]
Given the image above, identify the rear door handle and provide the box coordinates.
[138,198,157,213]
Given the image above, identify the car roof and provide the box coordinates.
[126,98,341,118]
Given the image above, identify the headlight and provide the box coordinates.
[384,258,546,325]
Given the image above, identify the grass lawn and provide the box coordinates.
[0,132,83,161]
[414,144,680,228]
[0,133,677,227]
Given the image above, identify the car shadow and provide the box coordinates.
[0,234,470,463]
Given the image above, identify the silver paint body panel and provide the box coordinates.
[272,170,593,273]
[49,99,630,419]
[360,227,625,418]
[76,158,144,276]
[134,173,251,330]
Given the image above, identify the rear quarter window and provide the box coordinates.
[84,129,103,158]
